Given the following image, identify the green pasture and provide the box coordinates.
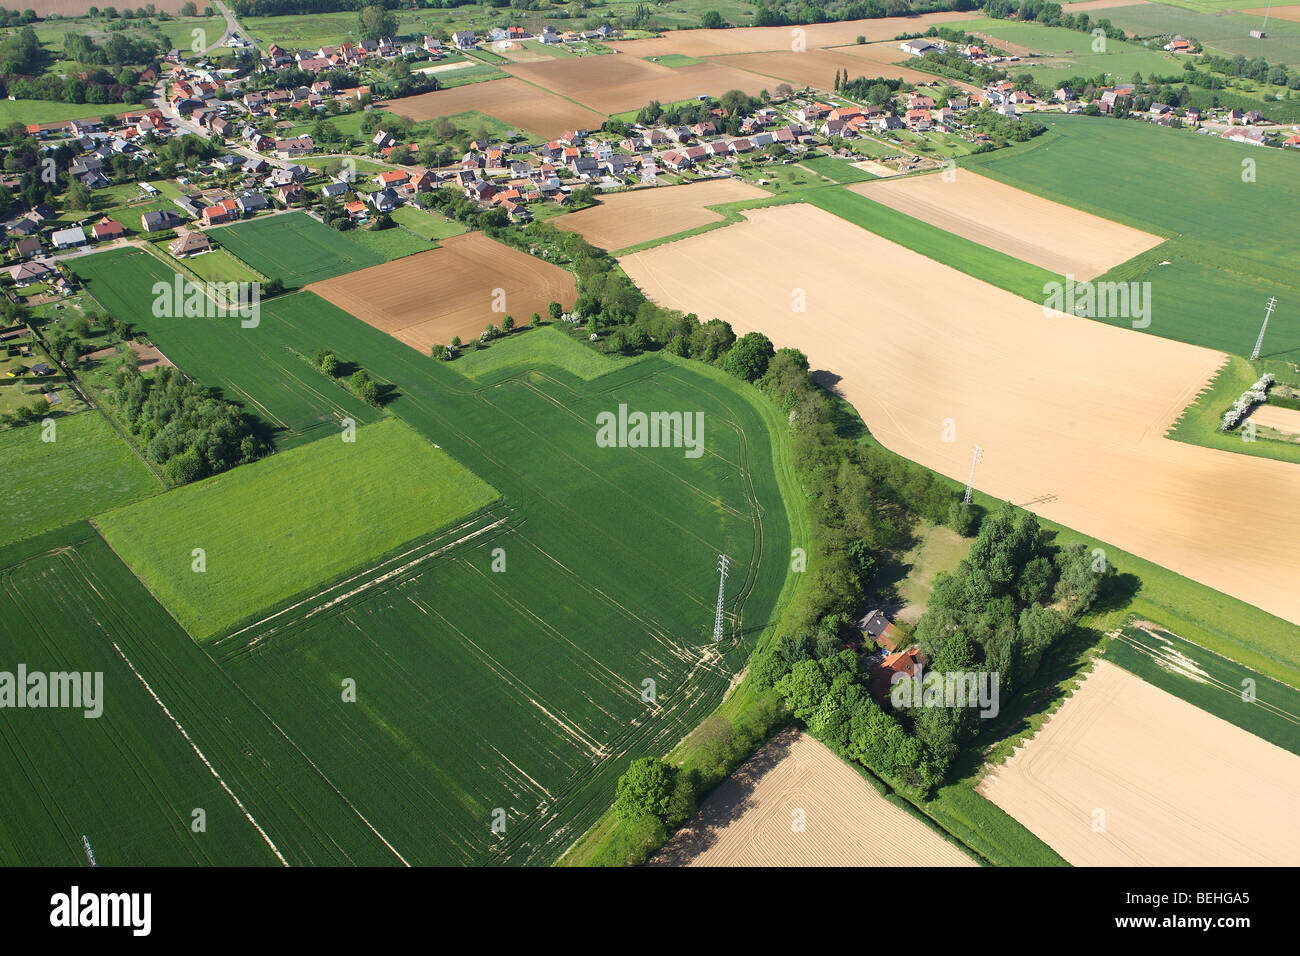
[0,411,160,548]
[96,417,497,640]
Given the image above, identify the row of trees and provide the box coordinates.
[315,350,385,406]
[752,0,975,29]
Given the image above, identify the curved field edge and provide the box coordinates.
[557,360,1064,868]
[94,418,500,642]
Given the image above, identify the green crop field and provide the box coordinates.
[208,212,386,287]
[70,249,383,451]
[1087,3,1300,63]
[962,114,1300,359]
[206,339,792,865]
[0,523,428,866]
[0,412,160,548]
[948,16,1184,85]
[1106,619,1300,756]
[96,418,498,640]
[17,285,793,865]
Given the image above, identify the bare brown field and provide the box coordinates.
[621,203,1300,627]
[851,170,1165,280]
[388,78,606,138]
[1241,4,1300,21]
[715,47,977,92]
[307,232,576,354]
[608,13,971,58]
[977,661,1300,865]
[1249,404,1300,436]
[553,179,766,251]
[505,56,766,115]
[29,0,189,11]
[652,728,976,866]
[1065,0,1153,10]
[828,42,984,88]
[853,159,899,177]
[86,340,171,372]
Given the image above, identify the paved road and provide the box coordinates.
[200,0,250,55]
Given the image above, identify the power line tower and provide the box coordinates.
[712,554,729,643]
[1250,296,1278,361]
[962,444,984,505]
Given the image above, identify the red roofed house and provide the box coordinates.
[869,646,929,705]
[91,216,125,241]
[376,168,410,188]
[201,198,240,226]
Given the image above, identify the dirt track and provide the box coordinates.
[554,180,765,252]
[977,661,1300,866]
[621,203,1300,627]
[307,232,576,353]
[852,170,1165,280]
[652,728,976,866]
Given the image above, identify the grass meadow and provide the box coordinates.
[1166,355,1300,464]
[798,154,879,183]
[96,418,498,640]
[0,411,160,548]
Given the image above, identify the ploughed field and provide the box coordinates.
[621,202,1300,630]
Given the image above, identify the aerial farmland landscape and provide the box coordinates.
[0,0,1295,930]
